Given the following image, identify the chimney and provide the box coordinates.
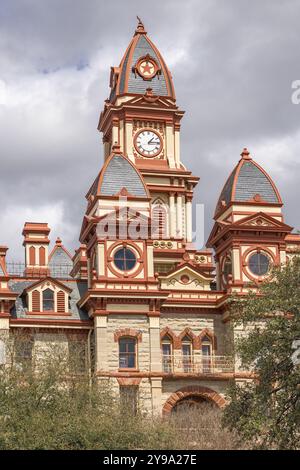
[0,246,8,277]
[22,222,50,277]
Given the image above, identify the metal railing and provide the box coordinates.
[161,354,234,374]
[6,262,73,279]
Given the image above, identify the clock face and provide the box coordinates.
[137,59,156,79]
[135,130,162,157]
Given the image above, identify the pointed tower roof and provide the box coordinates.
[214,148,282,218]
[109,18,175,101]
[87,146,149,199]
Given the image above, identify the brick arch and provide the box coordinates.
[160,327,180,349]
[199,328,217,351]
[178,327,199,350]
[162,385,226,415]
[114,328,142,343]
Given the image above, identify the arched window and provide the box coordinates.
[201,335,212,373]
[182,335,193,372]
[152,201,168,239]
[39,246,46,266]
[42,288,54,311]
[119,337,137,369]
[161,335,173,373]
[223,254,232,283]
[29,246,36,265]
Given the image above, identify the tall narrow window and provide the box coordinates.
[29,246,36,265]
[15,337,33,369]
[119,337,137,369]
[39,246,46,266]
[182,335,193,372]
[68,338,87,373]
[120,386,138,415]
[161,335,173,373]
[201,335,212,373]
[152,203,167,239]
[42,288,54,311]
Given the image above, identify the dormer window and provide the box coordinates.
[25,278,71,314]
[43,288,54,311]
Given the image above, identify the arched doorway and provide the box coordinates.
[172,395,210,413]
[162,385,226,415]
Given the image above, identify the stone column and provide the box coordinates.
[0,304,10,366]
[148,315,162,415]
[169,192,176,238]
[151,378,162,416]
[186,196,192,242]
[149,316,161,372]
[94,315,108,372]
[176,193,182,238]
[232,245,241,282]
[125,120,135,163]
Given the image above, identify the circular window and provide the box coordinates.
[114,247,137,271]
[248,252,270,276]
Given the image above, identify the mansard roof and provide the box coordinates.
[109,19,175,101]
[48,238,73,279]
[8,279,88,321]
[87,150,149,199]
[214,148,282,217]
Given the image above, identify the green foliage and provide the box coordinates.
[223,257,300,449]
[0,349,175,450]
[0,334,240,450]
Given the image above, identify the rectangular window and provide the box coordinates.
[120,386,138,415]
[15,337,33,369]
[119,338,136,369]
[162,341,173,373]
[68,339,87,373]
[202,344,212,373]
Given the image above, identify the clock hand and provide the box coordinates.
[148,138,159,145]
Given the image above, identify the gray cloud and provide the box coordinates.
[0,0,299,260]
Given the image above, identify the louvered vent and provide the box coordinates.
[32,290,40,312]
[152,205,167,239]
[57,290,66,313]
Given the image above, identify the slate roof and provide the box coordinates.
[8,279,89,321]
[215,150,281,216]
[89,154,148,198]
[111,25,175,99]
[49,246,73,279]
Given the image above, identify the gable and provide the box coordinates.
[235,212,292,231]
[160,265,212,291]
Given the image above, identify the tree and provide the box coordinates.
[223,256,300,449]
[0,330,240,450]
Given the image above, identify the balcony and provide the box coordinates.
[161,354,234,375]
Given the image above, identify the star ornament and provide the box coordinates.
[135,56,159,80]
[141,61,154,75]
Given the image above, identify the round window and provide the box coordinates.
[114,247,137,271]
[248,252,270,276]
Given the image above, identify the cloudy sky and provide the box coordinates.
[0,0,299,260]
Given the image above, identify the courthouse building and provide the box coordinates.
[1,19,299,414]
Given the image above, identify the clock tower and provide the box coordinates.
[98,18,199,243]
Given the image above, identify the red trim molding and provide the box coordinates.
[162,385,226,414]
[114,328,142,342]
